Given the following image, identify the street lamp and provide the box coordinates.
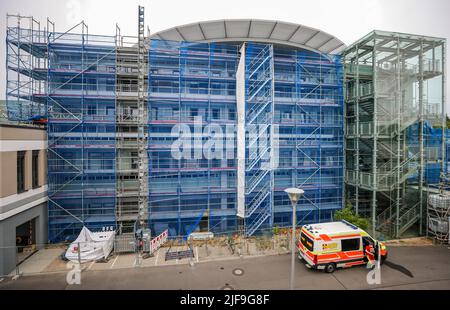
[284,187,304,290]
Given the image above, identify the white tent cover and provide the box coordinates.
[65,226,115,263]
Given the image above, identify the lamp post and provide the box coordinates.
[284,188,304,290]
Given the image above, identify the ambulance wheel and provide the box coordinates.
[324,263,336,273]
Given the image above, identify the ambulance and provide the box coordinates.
[298,220,387,273]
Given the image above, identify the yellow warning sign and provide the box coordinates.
[322,243,338,251]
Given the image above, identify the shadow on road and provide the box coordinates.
[384,261,414,278]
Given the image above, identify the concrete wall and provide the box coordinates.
[0,125,46,140]
[0,150,47,197]
[0,152,16,197]
[0,124,47,198]
[0,124,48,276]
[38,149,47,187]
[0,202,47,276]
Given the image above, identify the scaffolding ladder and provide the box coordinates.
[136,6,149,231]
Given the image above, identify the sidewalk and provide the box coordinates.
[3,235,437,278]
[384,237,434,246]
[4,235,290,277]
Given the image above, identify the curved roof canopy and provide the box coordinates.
[150,19,346,54]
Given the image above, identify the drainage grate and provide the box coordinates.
[165,248,194,261]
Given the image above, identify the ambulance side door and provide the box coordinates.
[362,236,375,261]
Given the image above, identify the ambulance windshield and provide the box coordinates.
[300,232,314,251]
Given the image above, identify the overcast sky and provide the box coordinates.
[1,0,449,114]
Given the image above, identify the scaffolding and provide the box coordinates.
[272,48,344,230]
[243,43,275,236]
[136,6,149,233]
[428,193,450,243]
[6,10,347,242]
[115,27,141,233]
[46,24,117,242]
[6,14,53,121]
[114,7,151,235]
[344,31,447,238]
[147,40,240,237]
[147,39,344,237]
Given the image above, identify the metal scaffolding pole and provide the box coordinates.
[355,45,360,215]
[136,5,148,231]
[441,41,447,182]
[418,40,424,235]
[395,36,401,238]
[372,37,378,236]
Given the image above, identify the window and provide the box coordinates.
[362,236,375,247]
[17,151,26,193]
[131,152,138,169]
[32,150,39,188]
[341,238,360,252]
[211,159,221,168]
[87,105,96,115]
[229,109,236,120]
[212,108,220,119]
[88,152,102,170]
[300,232,314,251]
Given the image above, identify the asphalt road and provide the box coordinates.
[1,245,449,290]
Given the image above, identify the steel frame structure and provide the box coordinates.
[344,31,447,238]
[6,14,53,121]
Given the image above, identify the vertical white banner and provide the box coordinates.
[236,44,246,218]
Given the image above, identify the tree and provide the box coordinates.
[334,202,371,231]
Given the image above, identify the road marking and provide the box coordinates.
[154,250,159,266]
[110,255,119,269]
[196,247,199,262]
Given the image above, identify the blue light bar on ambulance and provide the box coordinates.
[341,220,359,230]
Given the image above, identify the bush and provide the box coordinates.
[334,203,371,231]
[272,226,280,235]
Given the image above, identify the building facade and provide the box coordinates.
[147,39,344,237]
[4,11,447,242]
[0,123,47,276]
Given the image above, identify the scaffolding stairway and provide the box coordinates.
[376,201,421,237]
[136,5,149,232]
[244,44,274,237]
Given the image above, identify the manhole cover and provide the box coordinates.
[232,268,244,276]
[221,283,234,290]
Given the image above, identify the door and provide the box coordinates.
[362,236,376,262]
